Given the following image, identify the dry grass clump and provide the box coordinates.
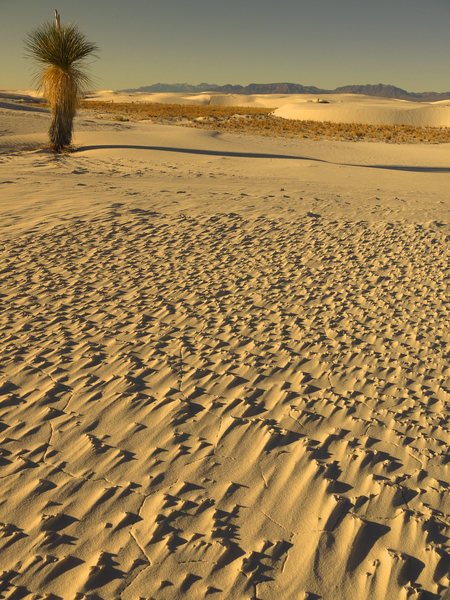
[80,101,450,144]
[80,101,270,120]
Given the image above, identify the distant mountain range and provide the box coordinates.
[121,82,450,102]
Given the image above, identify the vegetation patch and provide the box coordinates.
[80,101,450,144]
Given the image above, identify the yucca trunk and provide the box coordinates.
[49,105,73,151]
[45,67,77,151]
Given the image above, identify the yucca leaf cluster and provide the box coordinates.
[25,21,98,151]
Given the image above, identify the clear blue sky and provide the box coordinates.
[1,0,449,92]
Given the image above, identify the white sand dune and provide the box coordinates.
[0,89,44,101]
[0,105,449,599]
[87,90,279,108]
[84,90,450,127]
[0,91,47,116]
[274,96,450,127]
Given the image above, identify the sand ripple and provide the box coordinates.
[1,209,449,598]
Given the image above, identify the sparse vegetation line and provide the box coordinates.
[79,101,450,144]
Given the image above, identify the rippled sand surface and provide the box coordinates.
[1,106,449,599]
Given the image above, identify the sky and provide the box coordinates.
[1,0,449,92]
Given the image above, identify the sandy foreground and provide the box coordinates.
[0,100,449,599]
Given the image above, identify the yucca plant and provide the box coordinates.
[25,11,98,152]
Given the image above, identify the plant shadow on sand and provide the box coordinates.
[74,144,450,173]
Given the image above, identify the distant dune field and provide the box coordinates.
[84,89,450,128]
[3,88,450,135]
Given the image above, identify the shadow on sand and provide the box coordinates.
[0,101,48,113]
[74,144,450,173]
